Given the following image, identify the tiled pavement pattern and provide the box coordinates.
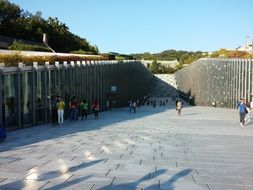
[1,105,253,190]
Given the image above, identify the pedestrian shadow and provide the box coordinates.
[245,119,253,127]
[145,169,192,190]
[1,105,179,152]
[182,113,201,116]
[0,159,104,189]
[0,175,93,190]
[34,159,105,181]
[96,169,167,190]
[44,175,93,190]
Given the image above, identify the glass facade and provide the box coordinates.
[36,71,46,124]
[0,61,153,130]
[21,71,34,126]
[4,73,19,129]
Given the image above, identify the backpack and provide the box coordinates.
[245,105,248,114]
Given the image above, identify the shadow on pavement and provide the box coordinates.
[145,169,192,190]
[0,159,105,190]
[96,169,193,190]
[0,104,184,152]
[97,169,167,190]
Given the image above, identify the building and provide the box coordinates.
[236,36,253,53]
[141,60,180,69]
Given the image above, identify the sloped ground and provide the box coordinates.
[148,74,178,99]
[0,105,253,190]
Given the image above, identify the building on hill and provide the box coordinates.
[236,36,253,53]
[141,60,179,69]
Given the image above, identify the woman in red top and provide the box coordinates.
[92,100,99,119]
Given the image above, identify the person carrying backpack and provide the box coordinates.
[237,98,250,127]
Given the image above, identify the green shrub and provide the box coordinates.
[101,53,116,60]
[0,53,105,67]
[8,40,51,52]
[70,50,94,55]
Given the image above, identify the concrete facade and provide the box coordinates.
[147,74,178,99]
[175,58,253,108]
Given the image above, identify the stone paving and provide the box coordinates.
[0,105,253,190]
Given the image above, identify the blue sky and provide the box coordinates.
[9,0,253,54]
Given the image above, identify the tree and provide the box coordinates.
[149,60,161,73]
[0,0,99,54]
[0,0,21,24]
[0,0,21,36]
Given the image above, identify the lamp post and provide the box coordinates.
[43,33,55,53]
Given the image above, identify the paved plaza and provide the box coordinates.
[1,105,253,190]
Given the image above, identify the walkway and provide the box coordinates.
[0,105,253,190]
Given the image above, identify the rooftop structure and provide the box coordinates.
[236,36,253,52]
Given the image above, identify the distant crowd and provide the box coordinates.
[51,95,99,126]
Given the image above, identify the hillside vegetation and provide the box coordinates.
[0,0,99,54]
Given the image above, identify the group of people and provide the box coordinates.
[146,98,184,116]
[147,99,171,108]
[51,95,99,126]
[128,100,140,113]
[237,98,251,127]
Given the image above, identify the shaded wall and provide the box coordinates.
[0,60,153,130]
[175,58,253,108]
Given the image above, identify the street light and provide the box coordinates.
[43,33,55,53]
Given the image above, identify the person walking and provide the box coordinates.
[51,95,58,126]
[136,100,140,108]
[237,98,249,127]
[80,99,88,120]
[128,100,133,113]
[176,99,183,116]
[133,101,137,113]
[92,100,99,119]
[69,96,78,121]
[57,97,65,124]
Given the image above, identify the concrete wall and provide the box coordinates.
[147,74,178,99]
[175,58,253,108]
[0,60,153,130]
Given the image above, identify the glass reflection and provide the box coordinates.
[4,74,18,128]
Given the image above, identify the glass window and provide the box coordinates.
[4,74,19,129]
[49,70,56,96]
[21,72,34,125]
[36,71,46,123]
